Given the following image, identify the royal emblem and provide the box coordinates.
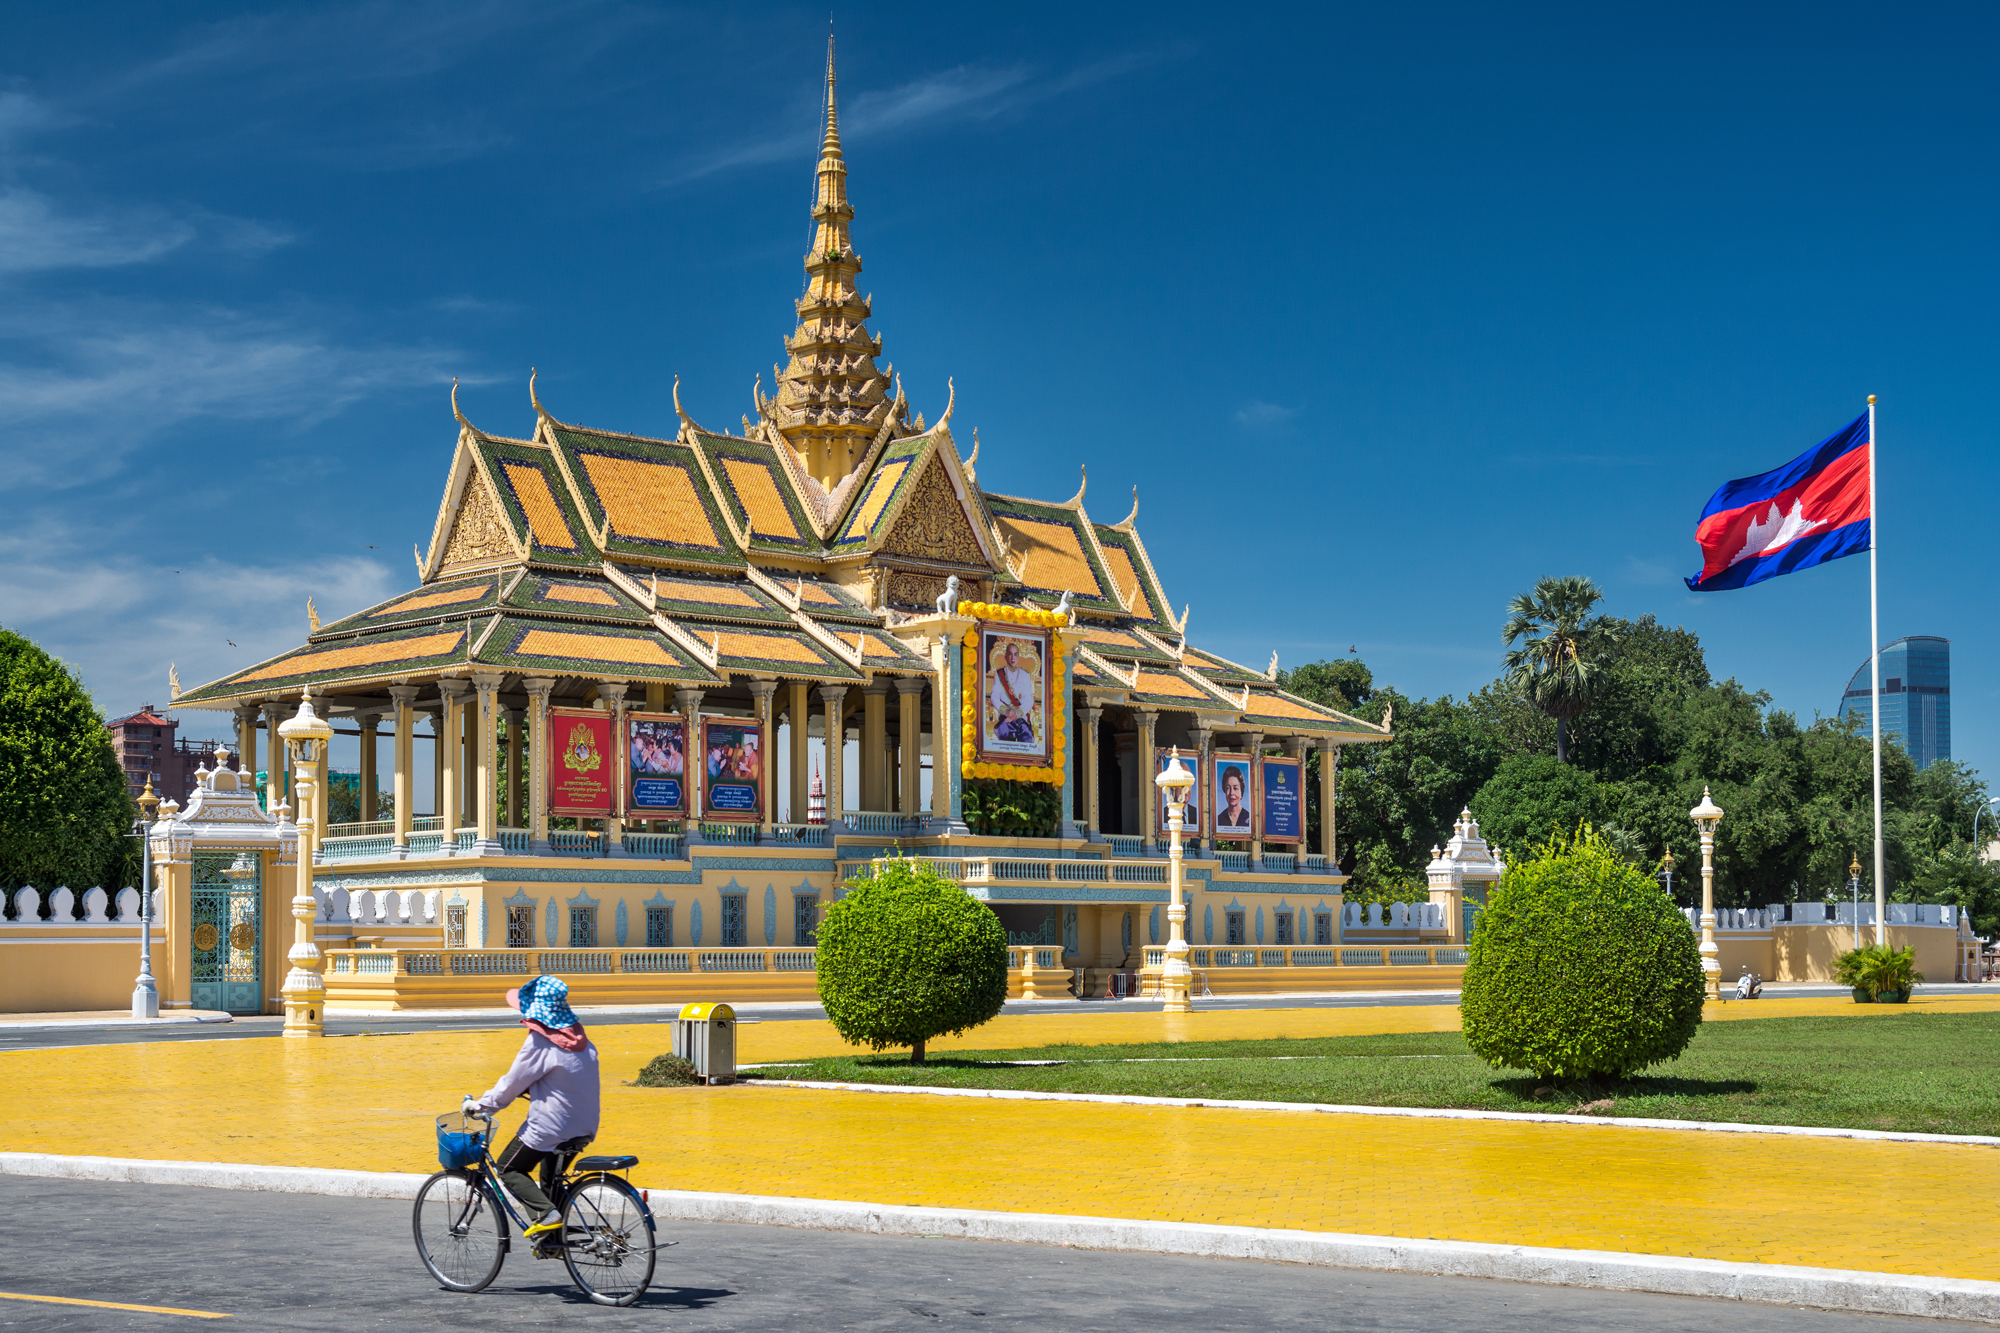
[565,722,602,776]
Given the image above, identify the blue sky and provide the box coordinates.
[3,2,1995,785]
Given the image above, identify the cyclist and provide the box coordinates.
[463,975,601,1245]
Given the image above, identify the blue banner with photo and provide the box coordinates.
[1260,757,1302,844]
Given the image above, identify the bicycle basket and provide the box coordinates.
[435,1112,489,1169]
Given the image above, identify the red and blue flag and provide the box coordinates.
[1686,413,1871,591]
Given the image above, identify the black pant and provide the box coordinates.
[494,1132,593,1218]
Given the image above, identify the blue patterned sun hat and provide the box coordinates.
[518,974,579,1029]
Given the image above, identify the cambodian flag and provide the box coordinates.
[1686,413,1872,591]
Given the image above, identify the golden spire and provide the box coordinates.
[762,34,902,490]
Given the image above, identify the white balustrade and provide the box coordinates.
[82,888,109,923]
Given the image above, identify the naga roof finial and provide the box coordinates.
[451,377,471,431]
[1065,463,1087,508]
[529,367,549,421]
[965,428,980,478]
[1119,485,1139,528]
[937,377,955,432]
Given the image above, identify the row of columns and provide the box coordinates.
[233,671,941,858]
[1069,707,1340,862]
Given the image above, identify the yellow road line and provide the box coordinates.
[0,1290,229,1318]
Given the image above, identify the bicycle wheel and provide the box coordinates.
[413,1169,508,1292]
[560,1176,656,1306]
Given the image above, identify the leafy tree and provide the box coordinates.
[0,628,137,900]
[1279,657,1375,851]
[1461,830,1704,1081]
[816,858,1008,1063]
[1501,576,1620,764]
[1468,754,1614,858]
[1330,688,1508,882]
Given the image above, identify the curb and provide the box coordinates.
[2,1152,1995,1322]
[0,1014,234,1032]
[754,1078,2000,1148]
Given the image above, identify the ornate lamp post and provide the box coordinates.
[1153,746,1196,1013]
[278,696,333,1037]
[1658,849,1675,900]
[130,776,162,1019]
[1848,856,1863,951]
[1689,786,1725,1000]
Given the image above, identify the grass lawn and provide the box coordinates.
[749,1010,2000,1136]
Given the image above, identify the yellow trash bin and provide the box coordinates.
[672,1001,736,1083]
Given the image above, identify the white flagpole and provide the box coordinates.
[1868,393,1885,946]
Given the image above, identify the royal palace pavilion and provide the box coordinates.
[136,47,1472,1019]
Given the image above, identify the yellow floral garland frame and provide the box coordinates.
[958,601,1067,785]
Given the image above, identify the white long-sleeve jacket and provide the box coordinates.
[474,1030,601,1150]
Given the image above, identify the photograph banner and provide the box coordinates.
[977,624,1050,765]
[1260,756,1303,845]
[1211,752,1253,838]
[1156,747,1203,838]
[549,708,614,817]
[625,713,686,815]
[702,718,763,821]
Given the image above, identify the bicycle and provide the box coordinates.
[413,1103,663,1306]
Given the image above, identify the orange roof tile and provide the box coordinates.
[502,463,578,550]
[540,584,621,607]
[579,455,720,547]
[235,631,464,683]
[373,586,487,616]
[720,458,801,541]
[994,515,1103,597]
[515,630,681,668]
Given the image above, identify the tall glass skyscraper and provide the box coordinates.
[1838,636,1950,769]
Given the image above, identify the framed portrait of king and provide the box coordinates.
[977,624,1050,766]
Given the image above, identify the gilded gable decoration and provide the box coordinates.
[439,471,517,574]
[878,456,987,568]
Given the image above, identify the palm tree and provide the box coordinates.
[1501,575,1618,764]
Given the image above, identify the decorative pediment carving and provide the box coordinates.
[439,473,515,573]
[877,457,987,568]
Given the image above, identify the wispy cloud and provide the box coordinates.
[672,48,1174,185]
[1622,555,1683,586]
[1501,451,1662,466]
[0,298,462,491]
[1234,400,1299,429]
[0,520,401,712]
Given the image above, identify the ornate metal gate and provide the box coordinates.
[190,850,262,1014]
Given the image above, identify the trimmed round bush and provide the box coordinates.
[1461,829,1703,1081]
[816,858,1008,1063]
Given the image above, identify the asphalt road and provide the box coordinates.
[0,985,1947,1051]
[0,1177,1971,1331]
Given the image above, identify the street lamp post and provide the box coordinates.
[1153,746,1196,1013]
[1848,856,1863,951]
[130,776,162,1019]
[1689,786,1725,1001]
[1658,849,1676,900]
[278,696,333,1038]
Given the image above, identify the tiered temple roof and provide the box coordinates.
[175,42,1386,748]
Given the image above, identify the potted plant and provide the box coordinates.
[1832,943,1923,1003]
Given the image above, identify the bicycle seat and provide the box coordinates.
[573,1155,639,1172]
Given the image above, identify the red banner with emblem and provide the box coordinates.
[548,708,615,816]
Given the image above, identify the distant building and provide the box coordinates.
[105,705,234,806]
[1838,636,1950,769]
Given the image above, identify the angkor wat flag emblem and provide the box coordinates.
[1686,412,1871,591]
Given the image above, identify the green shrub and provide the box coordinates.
[1460,828,1703,1081]
[960,778,1062,837]
[1832,943,1923,998]
[0,628,136,894]
[1468,754,1613,860]
[817,858,1008,1063]
[634,1053,702,1086]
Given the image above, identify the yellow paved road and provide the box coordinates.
[12,996,1998,1280]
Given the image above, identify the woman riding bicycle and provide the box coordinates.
[463,975,600,1244]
